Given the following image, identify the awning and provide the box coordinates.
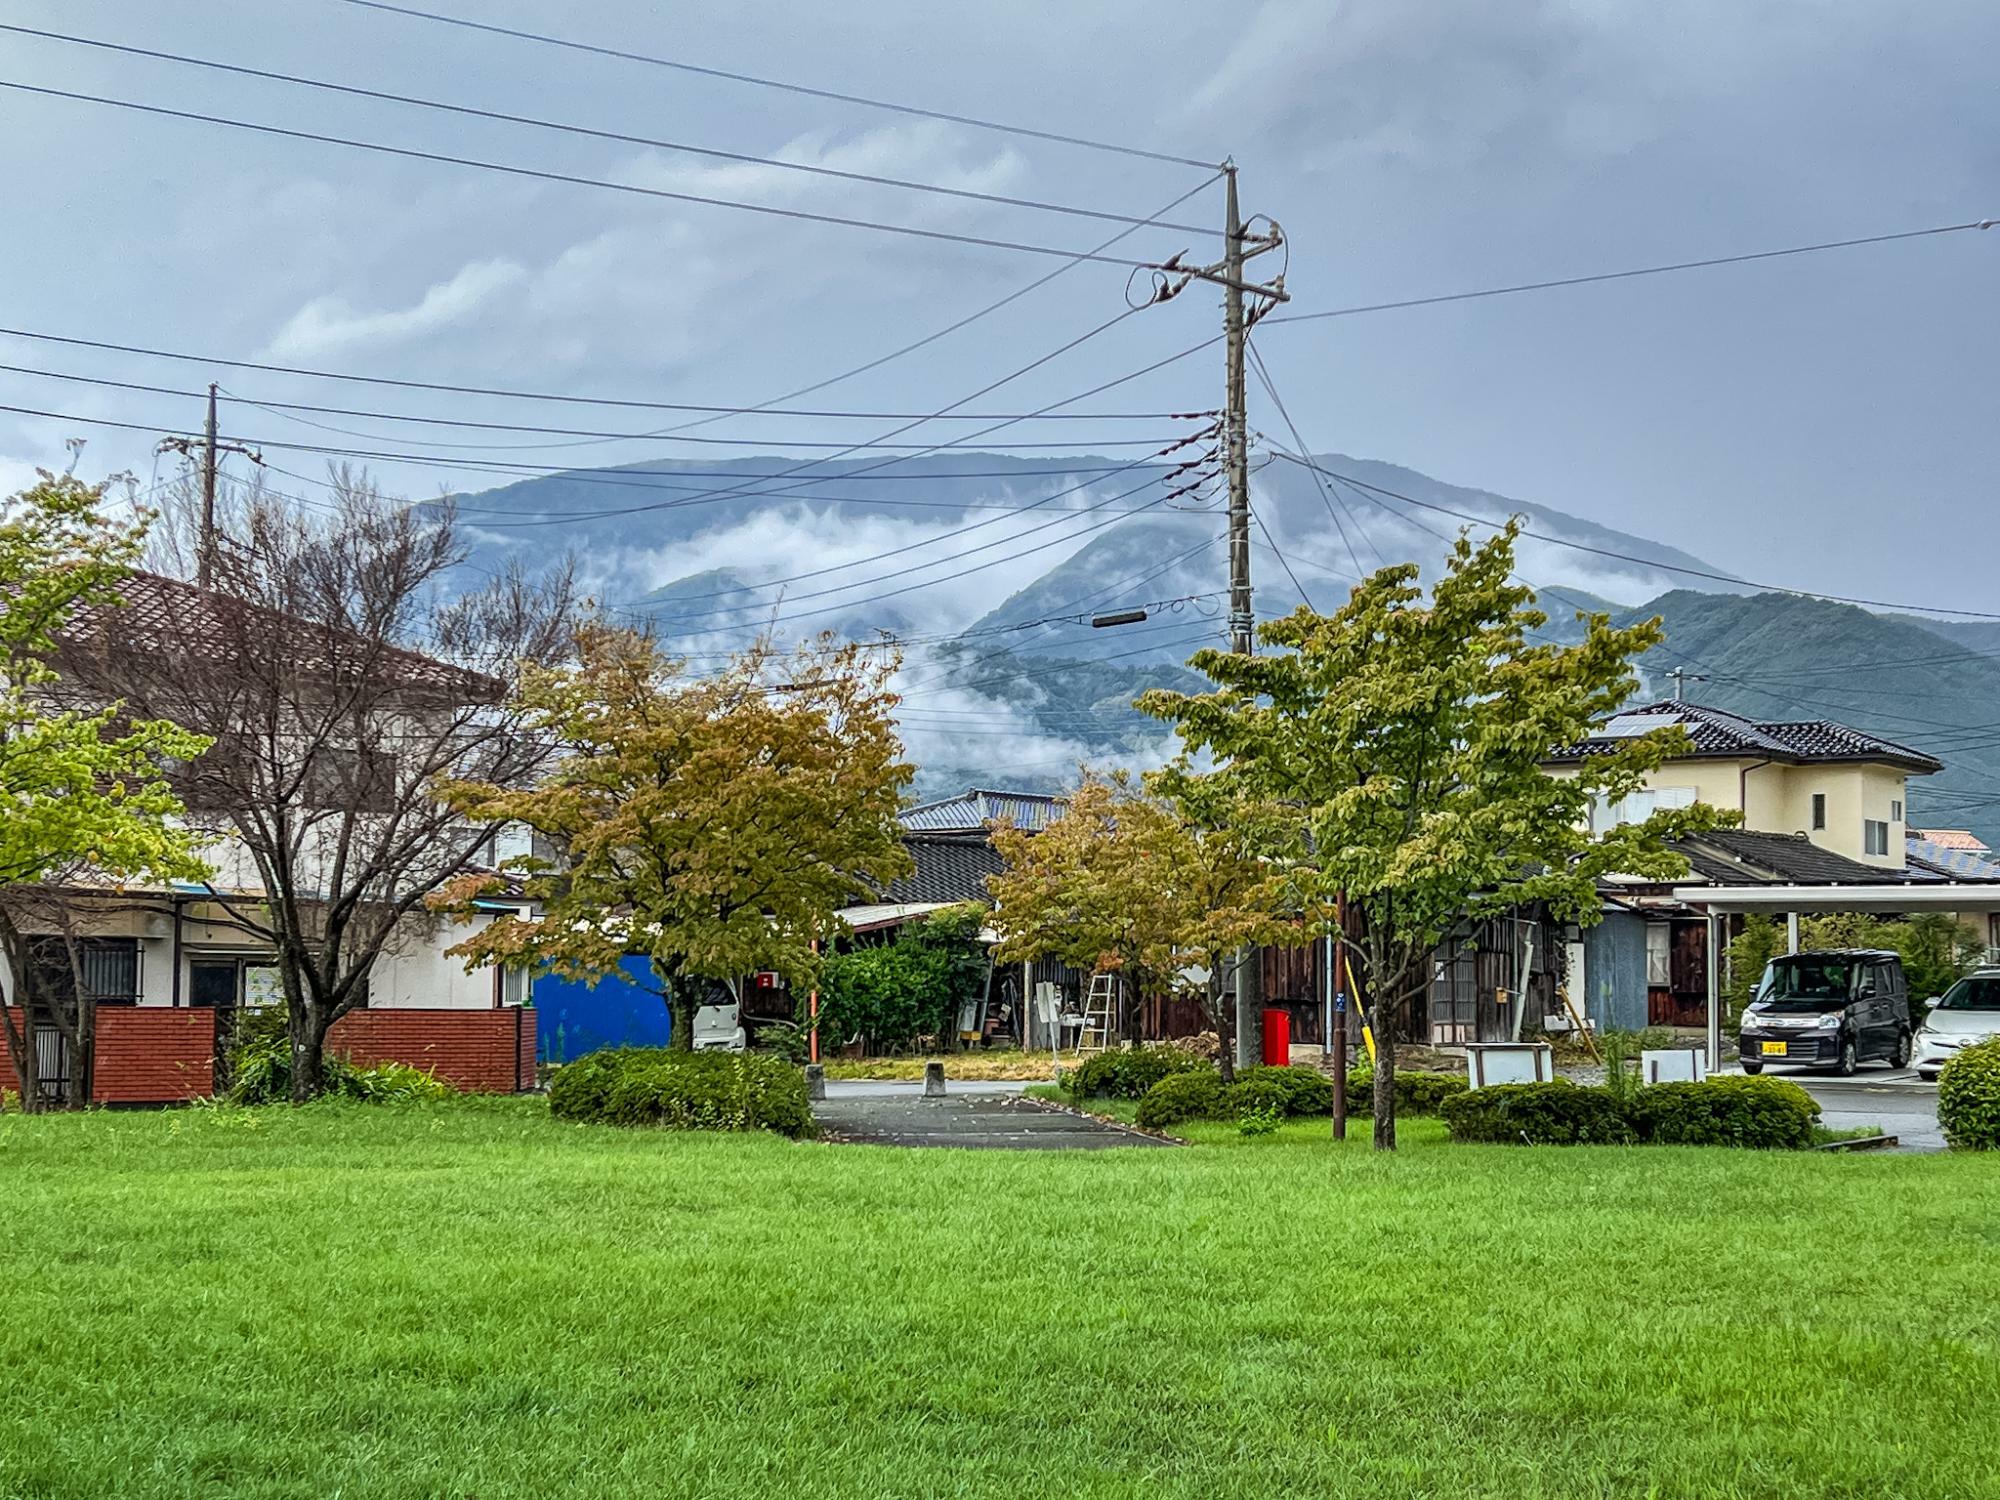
[1672,883,2000,914]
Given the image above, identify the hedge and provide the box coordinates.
[1938,1037,2000,1151]
[1068,1044,1211,1101]
[1342,1068,1469,1117]
[1628,1076,1819,1149]
[1443,1075,1825,1149]
[1440,1080,1637,1145]
[548,1048,813,1138]
[1228,1065,1334,1117]
[1134,1071,1224,1129]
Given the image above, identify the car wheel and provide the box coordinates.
[1890,1030,1912,1069]
[1836,1036,1859,1076]
[1741,1060,1763,1076]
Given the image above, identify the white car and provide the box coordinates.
[1914,970,2000,1081]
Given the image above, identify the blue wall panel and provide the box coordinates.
[1582,912,1650,1032]
[533,955,670,1063]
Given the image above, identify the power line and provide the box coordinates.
[1263,446,2000,622]
[0,80,1180,270]
[1262,220,1996,325]
[3,359,1192,450]
[333,0,1220,171]
[1245,340,1364,577]
[0,23,1219,237]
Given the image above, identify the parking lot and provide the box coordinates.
[1725,1065,1944,1151]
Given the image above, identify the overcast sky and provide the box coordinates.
[2,0,1995,607]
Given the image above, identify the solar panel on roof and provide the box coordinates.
[1589,712,1679,741]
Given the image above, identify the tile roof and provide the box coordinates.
[1671,828,1917,886]
[59,571,501,700]
[878,834,1005,905]
[899,787,1066,833]
[1906,838,2000,881]
[1547,700,1942,773]
[1912,828,1991,852]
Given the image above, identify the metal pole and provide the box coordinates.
[198,382,219,589]
[1331,898,1349,1140]
[1705,911,1722,1073]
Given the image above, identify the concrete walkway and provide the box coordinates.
[813,1088,1171,1150]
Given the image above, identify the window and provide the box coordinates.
[1891,799,1904,822]
[1594,785,1698,832]
[501,965,531,1008]
[1811,793,1827,831]
[1645,923,1671,986]
[1864,819,1890,857]
[28,937,141,1008]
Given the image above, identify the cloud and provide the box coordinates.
[265,258,529,360]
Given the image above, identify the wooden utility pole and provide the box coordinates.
[158,383,260,590]
[1183,162,1288,1071]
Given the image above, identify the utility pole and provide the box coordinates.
[1669,666,1709,703]
[1179,161,1289,1072]
[158,383,260,590]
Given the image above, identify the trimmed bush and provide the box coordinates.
[1069,1044,1211,1101]
[1628,1076,1820,1149]
[548,1048,813,1138]
[1938,1037,2000,1151]
[1441,1080,1636,1145]
[1343,1068,1469,1117]
[1219,1075,1294,1122]
[1135,1071,1225,1130]
[223,1008,454,1105]
[1231,1065,1333,1117]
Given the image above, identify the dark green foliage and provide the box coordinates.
[1134,1070,1224,1129]
[1724,914,1786,1028]
[1627,1077,1820,1149]
[817,906,989,1052]
[548,1048,813,1138]
[1343,1069,1468,1117]
[1230,1065,1334,1116]
[1938,1038,2000,1151]
[1068,1044,1211,1100]
[224,1007,454,1105]
[1219,1076,1293,1121]
[1441,1080,1637,1145]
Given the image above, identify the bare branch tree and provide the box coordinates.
[64,469,576,1100]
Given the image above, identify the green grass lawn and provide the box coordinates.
[4,1098,1997,1499]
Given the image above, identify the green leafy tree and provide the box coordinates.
[1141,522,1729,1148]
[0,473,211,1110]
[817,906,989,1053]
[1724,913,1787,1030]
[435,624,913,1049]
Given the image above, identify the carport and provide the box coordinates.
[1672,882,2000,1067]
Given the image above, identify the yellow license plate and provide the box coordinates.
[1761,1041,1788,1056]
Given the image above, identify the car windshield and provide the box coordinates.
[1756,958,1855,1009]
[1934,976,2000,1012]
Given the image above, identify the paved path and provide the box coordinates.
[1715,1065,1943,1151]
[813,1088,1170,1150]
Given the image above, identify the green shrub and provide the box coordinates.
[551,1047,813,1138]
[1219,1075,1294,1122]
[1134,1070,1224,1129]
[817,906,988,1051]
[1069,1044,1211,1100]
[1628,1076,1820,1149]
[1231,1065,1333,1117]
[222,1008,453,1105]
[1236,1103,1283,1136]
[1344,1068,1468,1117]
[1938,1038,2000,1151]
[1441,1080,1636,1145]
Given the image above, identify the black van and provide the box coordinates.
[1737,948,1913,1076]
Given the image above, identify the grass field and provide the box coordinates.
[4,1098,1997,1499]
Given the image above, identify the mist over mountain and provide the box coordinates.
[448,451,1996,839]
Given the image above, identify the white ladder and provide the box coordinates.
[1078,972,1121,1056]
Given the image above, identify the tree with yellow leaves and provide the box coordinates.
[434,624,913,1050]
[987,767,1307,1079]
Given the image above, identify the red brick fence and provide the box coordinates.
[6,1006,536,1104]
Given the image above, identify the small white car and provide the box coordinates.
[1914,969,2000,1081]
[690,1002,747,1053]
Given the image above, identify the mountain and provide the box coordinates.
[446,451,1998,839]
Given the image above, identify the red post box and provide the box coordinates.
[1260,1008,1291,1067]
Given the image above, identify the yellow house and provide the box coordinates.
[1543,700,1941,871]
